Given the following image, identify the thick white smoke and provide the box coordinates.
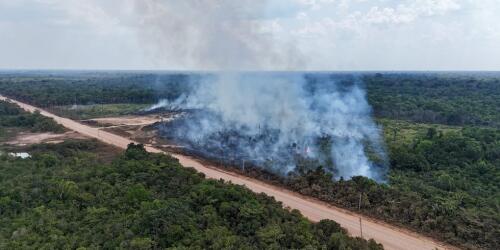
[155,73,387,180]
[130,1,387,180]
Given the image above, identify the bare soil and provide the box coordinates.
[6,131,88,146]
[82,115,169,128]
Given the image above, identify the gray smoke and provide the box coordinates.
[155,73,388,181]
[133,0,303,70]
[131,1,387,180]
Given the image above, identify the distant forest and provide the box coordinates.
[0,72,499,127]
[365,73,500,127]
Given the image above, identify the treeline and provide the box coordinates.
[0,74,192,106]
[0,100,64,133]
[0,142,383,249]
[365,73,500,127]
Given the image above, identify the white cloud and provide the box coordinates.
[361,0,461,25]
[0,0,145,70]
[33,0,134,34]
[295,0,336,10]
[363,7,413,24]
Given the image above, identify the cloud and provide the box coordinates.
[296,0,336,10]
[0,0,499,70]
[31,0,134,33]
[0,0,146,70]
[362,0,461,24]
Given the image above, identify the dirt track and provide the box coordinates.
[0,95,454,250]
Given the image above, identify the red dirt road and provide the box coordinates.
[1,95,454,250]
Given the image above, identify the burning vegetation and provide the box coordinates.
[151,73,388,181]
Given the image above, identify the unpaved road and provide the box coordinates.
[1,95,453,250]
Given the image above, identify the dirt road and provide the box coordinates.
[1,95,453,250]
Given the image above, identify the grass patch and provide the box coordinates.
[378,118,461,145]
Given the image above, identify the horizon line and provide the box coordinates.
[1,68,500,73]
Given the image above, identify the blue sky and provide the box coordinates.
[0,0,499,70]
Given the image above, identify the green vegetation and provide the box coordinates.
[365,73,500,127]
[49,103,150,120]
[178,120,499,249]
[0,73,190,106]
[0,142,382,249]
[0,100,64,133]
[281,121,499,249]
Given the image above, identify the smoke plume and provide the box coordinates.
[131,1,387,180]
[155,73,387,180]
[133,0,303,70]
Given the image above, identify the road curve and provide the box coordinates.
[1,95,454,250]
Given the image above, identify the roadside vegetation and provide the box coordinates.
[291,121,499,249]
[0,141,382,249]
[0,100,64,134]
[208,120,499,249]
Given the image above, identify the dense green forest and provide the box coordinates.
[0,73,190,106]
[365,73,500,127]
[0,141,382,249]
[287,122,499,249]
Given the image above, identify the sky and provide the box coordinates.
[0,0,499,71]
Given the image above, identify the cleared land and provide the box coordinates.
[6,131,87,146]
[0,95,454,250]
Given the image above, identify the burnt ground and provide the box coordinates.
[94,116,295,190]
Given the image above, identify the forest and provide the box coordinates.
[1,72,499,127]
[0,72,499,249]
[0,142,382,249]
[0,73,190,106]
[0,100,64,135]
[365,72,500,127]
[286,123,499,249]
[0,100,382,249]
